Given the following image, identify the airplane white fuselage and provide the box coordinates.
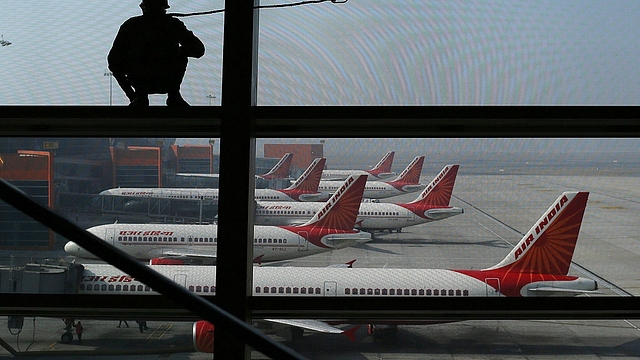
[65,224,370,263]
[321,170,396,182]
[99,188,324,202]
[255,201,463,230]
[78,264,597,298]
[318,181,425,200]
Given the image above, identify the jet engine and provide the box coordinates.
[193,320,215,353]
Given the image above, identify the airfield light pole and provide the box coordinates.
[103,70,113,106]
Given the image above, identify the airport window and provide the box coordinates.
[3,2,640,358]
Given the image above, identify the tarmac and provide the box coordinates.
[0,174,638,359]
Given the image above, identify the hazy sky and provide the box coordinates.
[2,1,640,105]
[174,138,640,171]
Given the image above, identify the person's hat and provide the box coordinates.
[140,0,170,10]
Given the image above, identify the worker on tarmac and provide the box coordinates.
[108,0,205,106]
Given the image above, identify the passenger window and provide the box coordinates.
[315,288,321,294]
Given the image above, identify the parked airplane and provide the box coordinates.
[78,191,596,348]
[318,155,425,199]
[99,157,329,202]
[66,174,370,264]
[174,152,293,181]
[256,164,463,232]
[321,151,396,181]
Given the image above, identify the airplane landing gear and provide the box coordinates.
[61,331,73,344]
[61,319,74,344]
[367,324,398,343]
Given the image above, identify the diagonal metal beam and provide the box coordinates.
[0,179,305,359]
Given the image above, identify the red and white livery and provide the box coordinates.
[318,155,425,200]
[256,152,293,180]
[78,191,597,350]
[66,175,370,264]
[99,157,329,202]
[256,164,463,231]
[321,151,396,181]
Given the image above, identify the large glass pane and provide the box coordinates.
[0,2,223,106]
[258,1,640,105]
[1,137,639,358]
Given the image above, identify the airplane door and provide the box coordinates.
[405,207,415,223]
[297,231,309,251]
[485,278,501,297]
[324,281,337,296]
[105,228,116,246]
[174,274,187,288]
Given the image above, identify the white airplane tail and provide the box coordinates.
[486,191,589,275]
[259,153,293,180]
[387,155,425,186]
[300,174,367,230]
[366,151,395,177]
[284,158,325,192]
[407,164,459,206]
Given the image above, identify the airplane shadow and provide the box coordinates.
[291,325,640,358]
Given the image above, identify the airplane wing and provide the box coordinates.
[527,287,601,296]
[265,319,345,334]
[298,193,331,202]
[265,319,360,341]
[163,250,217,259]
[158,250,218,265]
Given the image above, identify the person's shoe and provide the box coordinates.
[129,96,150,107]
[166,93,190,107]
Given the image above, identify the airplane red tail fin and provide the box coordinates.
[301,174,367,230]
[387,155,424,186]
[486,191,589,275]
[285,158,325,192]
[259,153,293,180]
[407,165,459,206]
[367,151,395,177]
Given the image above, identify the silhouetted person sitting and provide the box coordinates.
[108,0,205,106]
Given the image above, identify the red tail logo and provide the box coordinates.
[279,158,326,200]
[387,156,425,188]
[259,153,293,180]
[410,164,459,206]
[456,191,589,297]
[290,175,366,232]
[366,151,394,177]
